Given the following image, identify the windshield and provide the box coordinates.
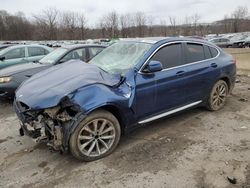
[89,42,152,75]
[39,48,67,64]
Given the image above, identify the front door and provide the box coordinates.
[135,43,190,122]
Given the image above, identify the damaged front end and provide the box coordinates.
[14,98,83,152]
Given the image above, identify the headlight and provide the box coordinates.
[0,77,12,83]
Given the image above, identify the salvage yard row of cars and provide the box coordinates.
[1,37,236,161]
[207,32,250,48]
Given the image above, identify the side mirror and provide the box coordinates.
[0,56,5,61]
[144,60,163,73]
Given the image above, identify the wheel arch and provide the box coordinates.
[220,76,231,90]
[89,104,127,134]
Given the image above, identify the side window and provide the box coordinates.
[150,43,183,69]
[185,43,205,63]
[220,39,228,42]
[61,48,87,62]
[4,48,25,59]
[204,45,212,59]
[209,47,218,58]
[28,47,47,57]
[89,47,103,60]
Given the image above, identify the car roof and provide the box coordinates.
[119,37,215,46]
[2,44,50,50]
[61,44,107,50]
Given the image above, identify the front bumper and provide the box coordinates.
[13,100,64,150]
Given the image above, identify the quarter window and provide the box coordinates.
[186,43,205,63]
[150,43,183,69]
[204,45,212,59]
[209,47,218,58]
[4,48,25,59]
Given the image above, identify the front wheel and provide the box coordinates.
[207,80,229,111]
[69,110,121,161]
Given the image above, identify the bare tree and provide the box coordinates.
[120,13,134,38]
[33,7,59,40]
[182,16,192,36]
[60,11,77,39]
[99,11,119,38]
[169,16,177,35]
[159,19,168,36]
[191,13,201,35]
[147,15,154,36]
[232,6,248,32]
[77,13,87,40]
[120,14,129,38]
[134,12,147,37]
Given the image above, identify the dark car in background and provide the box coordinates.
[243,36,250,48]
[14,38,236,161]
[228,34,249,48]
[0,44,105,98]
[0,44,53,70]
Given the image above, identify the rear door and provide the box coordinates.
[27,47,49,62]
[182,42,220,103]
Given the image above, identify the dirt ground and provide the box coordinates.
[224,48,250,72]
[0,75,250,188]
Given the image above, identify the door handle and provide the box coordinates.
[211,63,218,68]
[176,71,185,76]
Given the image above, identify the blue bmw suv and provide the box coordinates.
[14,37,236,161]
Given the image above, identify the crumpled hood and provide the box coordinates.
[0,62,46,76]
[16,60,121,109]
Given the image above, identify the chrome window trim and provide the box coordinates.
[138,100,202,124]
[138,41,220,74]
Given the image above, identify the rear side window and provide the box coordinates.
[150,43,183,69]
[4,48,25,59]
[185,43,205,63]
[61,48,87,62]
[28,47,48,57]
[209,47,219,58]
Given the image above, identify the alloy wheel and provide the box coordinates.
[211,82,227,110]
[77,118,116,157]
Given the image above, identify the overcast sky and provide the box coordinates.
[1,0,250,26]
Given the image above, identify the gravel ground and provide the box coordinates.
[0,75,250,188]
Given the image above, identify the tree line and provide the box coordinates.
[0,6,249,41]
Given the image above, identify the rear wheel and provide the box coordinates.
[69,109,121,161]
[207,80,229,111]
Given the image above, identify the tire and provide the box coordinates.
[69,109,121,161]
[207,80,229,111]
